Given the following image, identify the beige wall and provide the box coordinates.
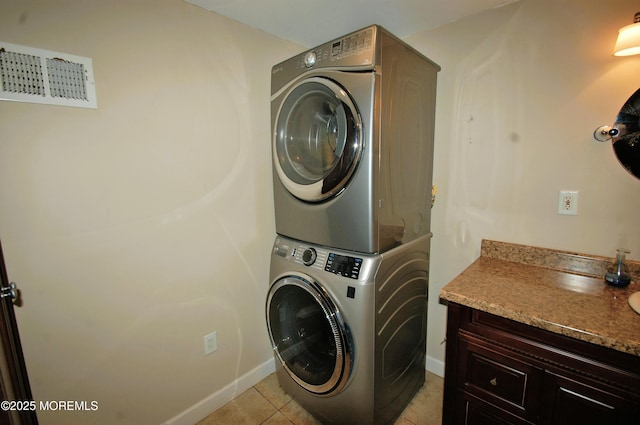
[0,1,300,424]
[406,0,640,373]
[1,0,639,424]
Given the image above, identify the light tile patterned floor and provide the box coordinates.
[197,371,444,425]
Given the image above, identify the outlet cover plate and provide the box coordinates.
[558,191,578,215]
[204,331,217,355]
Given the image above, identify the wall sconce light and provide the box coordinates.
[593,125,619,142]
[614,12,640,56]
[593,88,640,180]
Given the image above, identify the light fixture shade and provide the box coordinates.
[614,22,640,56]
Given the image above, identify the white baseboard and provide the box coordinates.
[426,355,445,378]
[163,358,276,425]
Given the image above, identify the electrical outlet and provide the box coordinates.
[558,191,578,215]
[204,331,217,355]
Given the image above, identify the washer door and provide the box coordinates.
[266,275,352,395]
[273,77,362,202]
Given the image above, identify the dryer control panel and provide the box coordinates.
[271,25,378,94]
[299,26,375,69]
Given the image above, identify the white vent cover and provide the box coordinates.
[0,42,96,109]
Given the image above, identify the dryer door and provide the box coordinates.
[266,274,352,395]
[273,77,362,202]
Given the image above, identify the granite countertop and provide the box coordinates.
[440,240,640,357]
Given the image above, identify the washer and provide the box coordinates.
[271,25,440,253]
[266,234,430,425]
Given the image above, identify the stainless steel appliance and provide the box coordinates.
[266,234,430,425]
[271,25,440,253]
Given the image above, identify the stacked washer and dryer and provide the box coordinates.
[265,25,440,425]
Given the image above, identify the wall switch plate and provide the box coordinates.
[204,331,217,355]
[558,191,578,215]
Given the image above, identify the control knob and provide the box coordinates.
[304,51,317,68]
[302,248,317,266]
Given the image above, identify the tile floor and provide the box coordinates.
[197,371,444,425]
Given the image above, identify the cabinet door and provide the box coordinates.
[540,371,640,425]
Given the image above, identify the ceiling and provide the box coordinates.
[185,0,518,47]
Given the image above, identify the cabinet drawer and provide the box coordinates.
[468,350,526,405]
[455,390,533,425]
[458,332,542,420]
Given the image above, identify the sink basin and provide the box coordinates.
[629,292,640,315]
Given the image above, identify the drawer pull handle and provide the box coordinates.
[489,378,498,386]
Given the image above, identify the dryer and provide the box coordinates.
[266,234,431,425]
[271,25,440,253]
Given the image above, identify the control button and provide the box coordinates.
[302,248,317,266]
[347,286,356,298]
[273,243,288,257]
[304,52,317,68]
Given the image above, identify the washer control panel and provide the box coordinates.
[325,253,363,280]
[280,239,367,280]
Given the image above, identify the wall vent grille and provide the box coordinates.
[0,42,96,109]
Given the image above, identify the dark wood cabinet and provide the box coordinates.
[443,302,640,425]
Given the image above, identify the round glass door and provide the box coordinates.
[266,275,351,395]
[273,77,362,202]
